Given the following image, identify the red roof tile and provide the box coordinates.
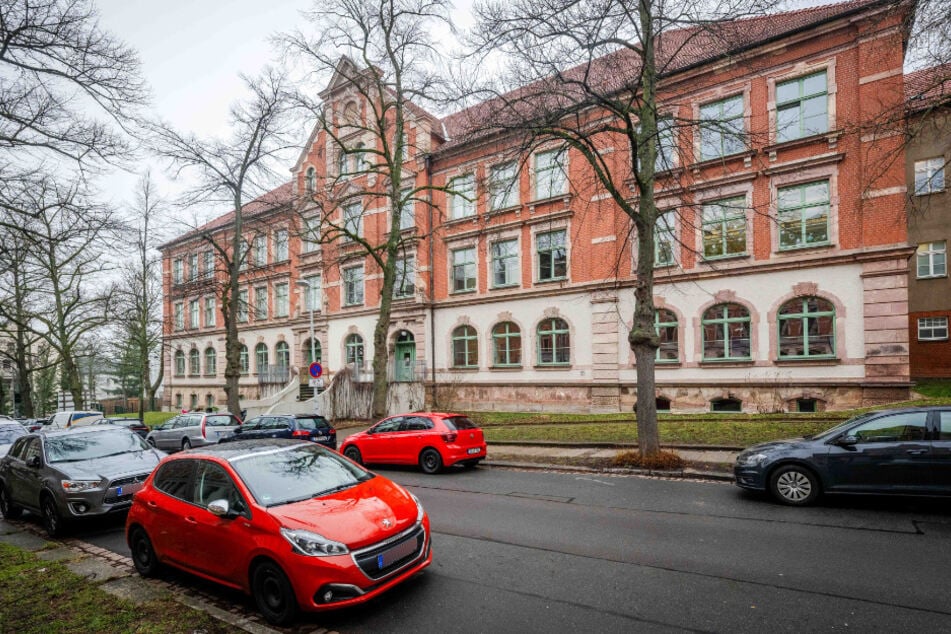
[906,63,951,112]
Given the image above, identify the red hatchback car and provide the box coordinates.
[340,412,487,474]
[125,440,431,625]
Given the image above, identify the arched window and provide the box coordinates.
[711,397,743,412]
[452,325,478,368]
[189,348,200,375]
[174,350,185,376]
[655,309,679,362]
[702,304,751,360]
[303,339,322,364]
[189,394,198,410]
[491,322,521,367]
[205,394,214,409]
[778,296,835,358]
[255,343,269,374]
[204,347,216,376]
[537,318,570,365]
[305,166,316,193]
[345,334,364,369]
[275,341,290,368]
[239,344,249,375]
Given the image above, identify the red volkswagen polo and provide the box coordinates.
[125,440,431,625]
[340,412,486,474]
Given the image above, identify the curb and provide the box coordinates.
[483,459,734,482]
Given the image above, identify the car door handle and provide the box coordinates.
[185,516,197,524]
[147,501,158,508]
[906,449,928,456]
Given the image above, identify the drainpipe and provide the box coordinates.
[425,153,437,408]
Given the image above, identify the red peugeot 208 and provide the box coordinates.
[126,439,431,625]
[339,412,487,474]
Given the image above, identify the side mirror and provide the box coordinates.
[232,426,242,434]
[27,456,41,468]
[837,435,858,447]
[207,499,232,517]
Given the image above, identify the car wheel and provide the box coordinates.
[0,484,23,520]
[769,465,820,506]
[343,446,362,465]
[41,494,66,537]
[252,560,298,626]
[419,448,443,474]
[181,437,191,451]
[129,527,163,577]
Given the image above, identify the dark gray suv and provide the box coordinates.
[0,425,165,535]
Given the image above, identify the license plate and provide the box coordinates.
[378,536,419,569]
[467,447,481,455]
[314,436,329,441]
[115,482,143,497]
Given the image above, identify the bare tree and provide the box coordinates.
[148,69,297,416]
[282,0,453,418]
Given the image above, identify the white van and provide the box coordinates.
[47,410,105,429]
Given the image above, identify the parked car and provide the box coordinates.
[106,417,150,439]
[0,425,165,535]
[20,418,48,432]
[47,410,104,429]
[125,439,431,625]
[146,412,242,451]
[0,422,27,456]
[223,414,336,449]
[734,406,951,506]
[339,412,486,474]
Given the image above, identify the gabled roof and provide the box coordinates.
[905,62,951,112]
[159,181,296,251]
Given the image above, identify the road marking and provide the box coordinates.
[575,477,614,486]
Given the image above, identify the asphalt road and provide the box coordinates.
[60,467,951,633]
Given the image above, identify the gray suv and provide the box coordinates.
[0,425,165,536]
[146,412,242,451]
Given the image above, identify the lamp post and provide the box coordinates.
[296,279,317,412]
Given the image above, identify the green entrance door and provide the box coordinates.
[394,332,416,382]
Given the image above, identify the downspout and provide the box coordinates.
[425,153,437,408]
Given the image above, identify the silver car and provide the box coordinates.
[0,425,165,536]
[145,412,242,451]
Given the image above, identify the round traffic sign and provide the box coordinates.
[309,362,323,378]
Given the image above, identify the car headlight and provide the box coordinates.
[280,527,349,556]
[410,492,425,523]
[60,479,102,492]
[736,452,769,467]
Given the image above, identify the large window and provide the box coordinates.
[655,309,679,363]
[535,148,567,199]
[174,350,185,376]
[252,235,267,266]
[237,289,249,323]
[777,180,830,250]
[778,297,835,358]
[343,203,363,239]
[914,157,945,195]
[918,317,949,341]
[274,283,289,318]
[204,297,215,328]
[449,173,476,219]
[776,70,828,142]
[699,95,744,160]
[255,343,269,374]
[254,285,268,321]
[203,251,214,278]
[702,303,751,361]
[394,256,416,298]
[452,325,479,368]
[343,264,364,306]
[492,322,522,367]
[345,334,364,369]
[204,347,217,376]
[303,339,322,364]
[491,239,519,288]
[537,229,567,281]
[189,348,200,375]
[274,229,288,261]
[302,275,321,312]
[655,214,676,267]
[452,247,477,292]
[239,345,249,375]
[537,318,570,366]
[655,116,676,172]
[702,197,747,258]
[302,215,320,253]
[174,302,184,330]
[917,241,947,278]
[172,259,183,285]
[189,299,199,329]
[275,341,290,368]
[399,187,415,230]
[489,162,518,210]
[188,253,198,281]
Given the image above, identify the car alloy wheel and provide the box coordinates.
[41,495,64,537]
[419,448,443,474]
[770,465,819,506]
[0,485,23,520]
[343,446,362,465]
[130,527,163,577]
[252,561,298,626]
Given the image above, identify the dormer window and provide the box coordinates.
[305,166,316,193]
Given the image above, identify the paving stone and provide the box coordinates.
[100,575,171,605]
[35,546,81,562]
[65,557,132,583]
[0,518,20,534]
[0,530,52,551]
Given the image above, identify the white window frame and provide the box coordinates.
[449,173,476,219]
[918,317,949,341]
[302,215,320,253]
[274,282,289,318]
[237,289,249,323]
[534,148,567,200]
[451,247,477,293]
[189,299,199,329]
[203,250,214,278]
[917,241,947,279]
[172,258,183,285]
[254,285,268,321]
[394,255,416,298]
[274,229,289,262]
[343,202,363,239]
[252,235,267,267]
[490,238,520,288]
[302,275,322,312]
[489,162,519,211]
[915,157,945,195]
[174,302,184,330]
[203,297,215,328]
[343,264,365,306]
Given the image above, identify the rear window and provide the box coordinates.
[0,426,26,444]
[295,416,330,431]
[443,416,477,431]
[206,415,238,427]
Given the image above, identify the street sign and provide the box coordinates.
[308,362,323,378]
[308,378,324,389]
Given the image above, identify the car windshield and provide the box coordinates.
[206,415,236,427]
[295,416,329,430]
[45,429,149,463]
[443,416,477,431]
[809,412,878,441]
[0,426,26,443]
[229,444,373,507]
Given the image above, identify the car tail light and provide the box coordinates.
[441,432,457,443]
[292,430,311,439]
[200,416,207,440]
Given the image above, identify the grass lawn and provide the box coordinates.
[109,411,177,428]
[0,543,237,633]
[913,380,951,398]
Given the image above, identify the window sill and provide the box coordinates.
[451,288,477,295]
[342,303,364,308]
[534,364,571,370]
[701,252,749,263]
[445,214,477,226]
[776,241,833,254]
[490,283,520,290]
[698,359,754,367]
[916,338,949,343]
[914,189,945,196]
[490,365,523,371]
[487,203,521,216]
[530,193,571,206]
[656,361,681,368]
[763,130,837,154]
[774,357,839,365]
[448,366,479,372]
[690,150,755,171]
[535,277,568,285]
[917,274,948,280]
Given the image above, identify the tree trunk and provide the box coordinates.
[371,255,397,419]
[62,354,84,410]
[14,328,35,417]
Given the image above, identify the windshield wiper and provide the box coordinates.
[313,483,356,498]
